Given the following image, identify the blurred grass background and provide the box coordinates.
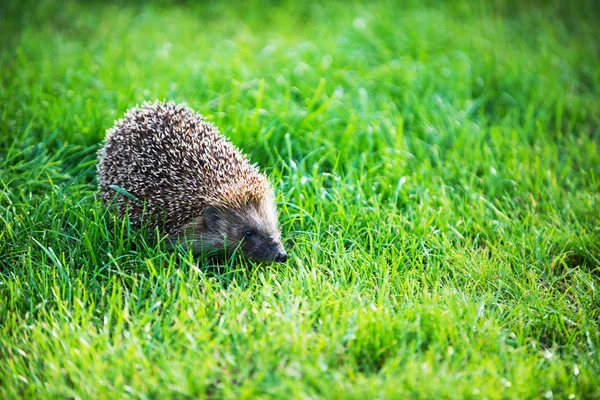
[0,0,599,398]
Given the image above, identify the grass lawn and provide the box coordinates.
[1,0,599,398]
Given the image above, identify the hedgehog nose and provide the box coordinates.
[275,251,288,263]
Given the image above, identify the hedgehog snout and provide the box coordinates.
[271,237,288,263]
[275,251,288,263]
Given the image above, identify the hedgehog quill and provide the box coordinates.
[97,101,287,263]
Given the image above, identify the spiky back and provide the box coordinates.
[97,101,268,231]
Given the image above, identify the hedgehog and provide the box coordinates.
[97,101,287,263]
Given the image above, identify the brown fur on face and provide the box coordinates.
[169,190,285,263]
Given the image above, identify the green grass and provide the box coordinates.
[1,0,599,398]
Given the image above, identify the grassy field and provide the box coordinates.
[1,0,599,398]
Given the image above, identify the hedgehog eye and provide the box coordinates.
[244,230,254,238]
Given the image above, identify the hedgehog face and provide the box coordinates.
[202,195,286,263]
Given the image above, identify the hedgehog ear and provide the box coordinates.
[204,205,221,231]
